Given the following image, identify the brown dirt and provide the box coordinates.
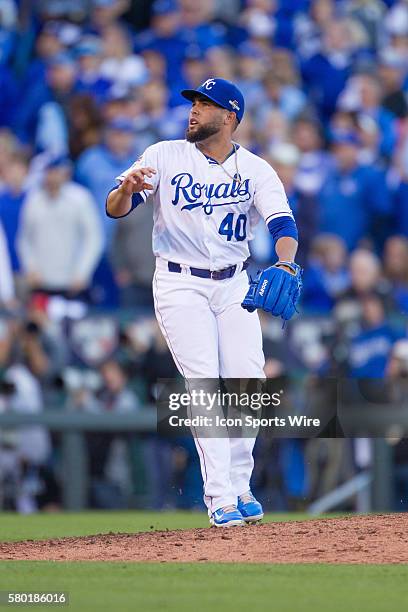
[1,514,408,563]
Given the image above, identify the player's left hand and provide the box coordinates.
[241,261,303,320]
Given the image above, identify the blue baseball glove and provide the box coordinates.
[241,261,303,320]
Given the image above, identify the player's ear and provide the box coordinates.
[226,113,239,132]
[225,111,235,127]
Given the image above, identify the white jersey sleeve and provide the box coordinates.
[253,160,294,225]
[115,143,161,202]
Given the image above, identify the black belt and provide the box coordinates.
[168,259,249,280]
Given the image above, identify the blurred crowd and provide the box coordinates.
[0,0,408,513]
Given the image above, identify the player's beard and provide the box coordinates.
[186,121,222,143]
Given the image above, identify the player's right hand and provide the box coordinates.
[118,167,156,196]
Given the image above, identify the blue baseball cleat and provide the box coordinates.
[237,491,264,523]
[209,505,245,527]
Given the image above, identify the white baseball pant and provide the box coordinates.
[153,257,265,512]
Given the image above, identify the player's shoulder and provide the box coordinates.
[237,145,278,177]
[150,139,189,153]
[237,144,268,167]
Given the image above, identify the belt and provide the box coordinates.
[168,259,249,280]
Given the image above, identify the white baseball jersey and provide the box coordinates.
[115,138,292,513]
[116,140,294,270]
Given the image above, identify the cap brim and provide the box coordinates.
[181,89,226,109]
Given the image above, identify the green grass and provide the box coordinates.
[0,562,407,612]
[0,511,320,542]
[0,512,406,612]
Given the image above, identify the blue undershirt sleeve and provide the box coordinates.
[267,216,298,246]
[105,185,144,219]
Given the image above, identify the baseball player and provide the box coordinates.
[106,78,302,527]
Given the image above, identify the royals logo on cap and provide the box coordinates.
[181,78,245,123]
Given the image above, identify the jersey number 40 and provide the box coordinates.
[218,213,247,242]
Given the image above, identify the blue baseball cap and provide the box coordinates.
[181,78,245,123]
[44,154,72,170]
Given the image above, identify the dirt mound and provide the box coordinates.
[1,514,408,563]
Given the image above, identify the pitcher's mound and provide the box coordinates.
[1,514,408,563]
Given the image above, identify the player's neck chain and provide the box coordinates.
[215,143,242,186]
[198,142,242,186]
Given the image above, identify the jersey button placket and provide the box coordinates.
[202,201,216,270]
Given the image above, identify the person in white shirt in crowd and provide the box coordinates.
[65,359,140,509]
[291,116,330,197]
[100,22,149,89]
[0,363,50,513]
[0,221,15,309]
[17,155,103,300]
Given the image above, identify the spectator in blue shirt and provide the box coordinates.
[348,293,398,378]
[99,22,149,90]
[179,0,226,52]
[239,0,276,47]
[318,130,392,251]
[359,75,397,160]
[234,42,269,115]
[134,0,190,85]
[75,114,135,307]
[336,248,395,315]
[294,0,337,60]
[74,36,112,105]
[21,21,70,93]
[0,0,17,67]
[394,179,408,244]
[253,142,319,266]
[90,0,130,33]
[292,116,331,197]
[301,20,354,121]
[167,45,209,106]
[13,52,77,151]
[337,73,398,160]
[75,117,138,244]
[255,71,307,124]
[0,153,28,273]
[383,236,408,314]
[302,233,350,314]
[0,64,18,128]
[141,79,188,140]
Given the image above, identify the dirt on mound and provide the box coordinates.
[1,514,408,564]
